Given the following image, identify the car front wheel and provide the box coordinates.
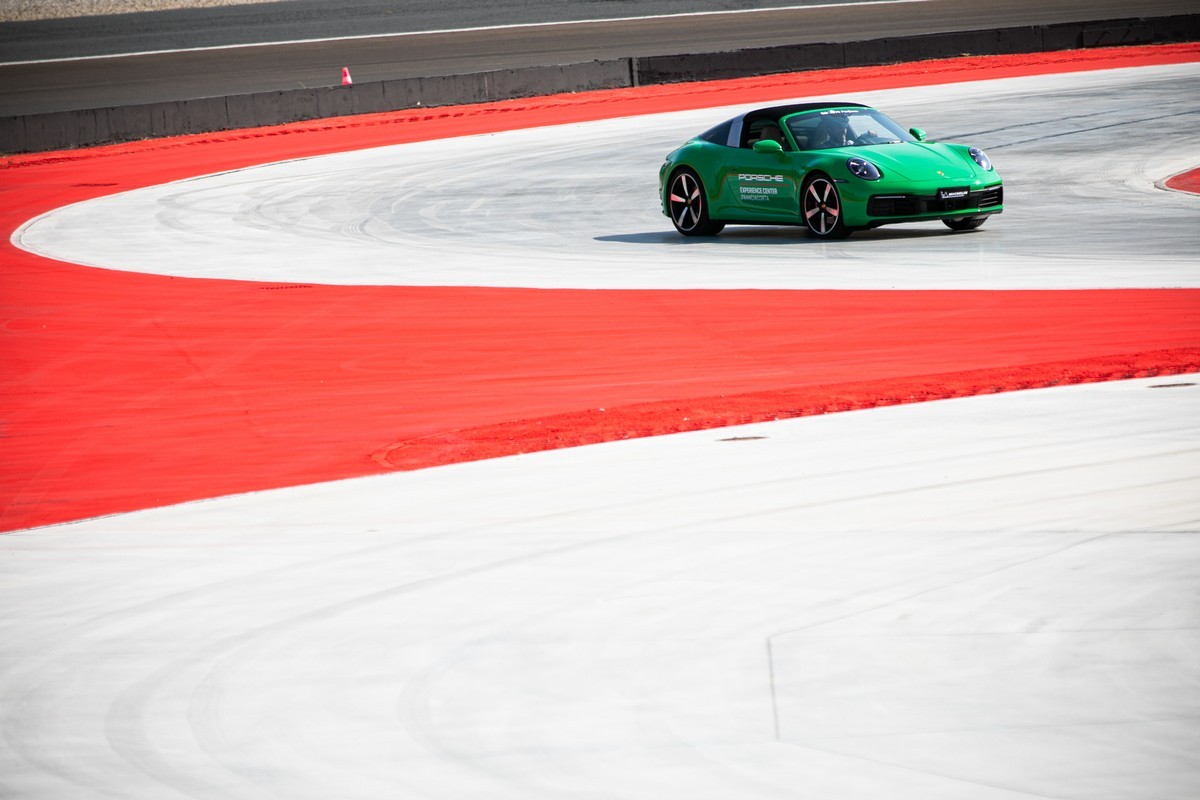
[668,169,724,236]
[802,175,850,239]
[943,216,988,231]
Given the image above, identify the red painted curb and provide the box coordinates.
[3,44,1199,532]
[375,348,1200,469]
[1165,168,1200,195]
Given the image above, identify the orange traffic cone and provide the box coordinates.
[341,67,353,86]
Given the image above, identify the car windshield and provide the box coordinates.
[785,108,914,150]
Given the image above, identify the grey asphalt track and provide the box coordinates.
[2,1,884,60]
[3,30,1199,800]
[19,64,1200,290]
[0,0,1194,117]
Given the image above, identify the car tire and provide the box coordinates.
[801,174,851,239]
[667,168,724,236]
[943,216,988,231]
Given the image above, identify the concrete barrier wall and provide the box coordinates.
[0,60,634,154]
[2,15,1196,154]
[637,16,1198,83]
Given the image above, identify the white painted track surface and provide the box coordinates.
[4,63,1200,799]
[16,63,1200,289]
[2,377,1199,799]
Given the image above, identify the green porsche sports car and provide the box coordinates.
[659,102,1003,238]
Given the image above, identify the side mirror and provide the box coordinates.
[909,127,927,142]
[752,139,784,154]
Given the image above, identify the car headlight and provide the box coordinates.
[968,147,993,171]
[846,157,881,180]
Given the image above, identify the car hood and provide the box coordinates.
[847,142,978,182]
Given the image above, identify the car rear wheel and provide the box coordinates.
[668,169,724,236]
[943,216,988,231]
[802,175,850,239]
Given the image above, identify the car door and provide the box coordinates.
[719,119,802,220]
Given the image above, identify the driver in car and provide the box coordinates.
[812,115,877,148]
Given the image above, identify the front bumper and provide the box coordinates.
[863,185,1003,224]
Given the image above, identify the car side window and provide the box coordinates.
[697,119,735,146]
[743,119,789,150]
[784,114,821,151]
